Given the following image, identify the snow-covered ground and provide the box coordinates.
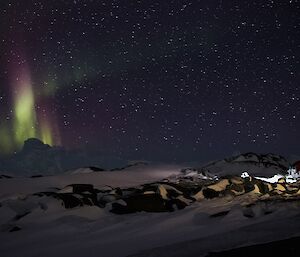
[0,164,182,197]
[0,162,300,257]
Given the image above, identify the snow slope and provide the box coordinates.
[0,162,300,257]
[0,164,182,197]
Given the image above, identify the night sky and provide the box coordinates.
[0,0,299,162]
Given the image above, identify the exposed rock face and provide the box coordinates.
[2,174,299,221]
[22,138,51,152]
[0,138,65,175]
[34,184,99,209]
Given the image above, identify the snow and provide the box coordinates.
[0,164,183,198]
[241,168,300,184]
[254,174,284,183]
[0,163,300,257]
[1,194,299,257]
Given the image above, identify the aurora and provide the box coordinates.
[0,58,59,154]
[12,64,37,145]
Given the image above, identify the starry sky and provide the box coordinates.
[0,0,299,162]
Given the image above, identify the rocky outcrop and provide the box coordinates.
[0,138,127,175]
[2,174,298,220]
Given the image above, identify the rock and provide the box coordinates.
[229,183,245,196]
[23,138,51,152]
[193,190,205,201]
[88,166,105,172]
[68,184,94,194]
[207,179,230,192]
[253,179,270,194]
[0,174,13,179]
[274,183,286,192]
[56,193,84,208]
[111,194,170,214]
[202,188,221,199]
[9,226,21,232]
[13,211,30,221]
[30,175,43,178]
[294,160,300,172]
[210,210,230,218]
